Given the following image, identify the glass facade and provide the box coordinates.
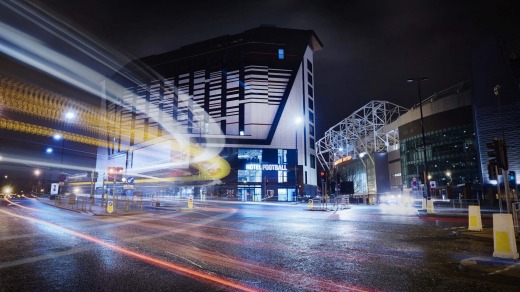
[400,124,480,196]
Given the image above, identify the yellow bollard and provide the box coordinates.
[308,199,313,210]
[493,213,519,259]
[426,199,435,214]
[468,205,482,231]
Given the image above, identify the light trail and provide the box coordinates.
[3,199,377,291]
[0,208,260,292]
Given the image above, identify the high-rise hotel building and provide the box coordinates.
[97,26,323,201]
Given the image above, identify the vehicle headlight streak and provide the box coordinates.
[0,207,259,292]
[0,1,229,182]
[2,199,375,291]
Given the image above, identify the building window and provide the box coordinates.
[309,124,315,136]
[238,149,262,163]
[278,48,285,60]
[307,85,313,97]
[310,138,315,149]
[307,59,313,72]
[309,111,314,123]
[277,149,287,164]
[278,170,288,182]
[307,72,313,85]
[238,170,262,183]
[310,154,316,169]
[308,98,314,111]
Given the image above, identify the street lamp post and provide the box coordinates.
[45,147,53,193]
[295,117,303,202]
[33,169,41,194]
[407,77,430,204]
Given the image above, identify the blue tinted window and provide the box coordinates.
[278,48,284,60]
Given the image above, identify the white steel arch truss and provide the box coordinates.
[316,100,408,172]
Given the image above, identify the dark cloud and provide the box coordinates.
[18,0,520,135]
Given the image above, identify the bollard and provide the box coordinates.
[493,213,519,259]
[468,205,482,231]
[426,199,435,214]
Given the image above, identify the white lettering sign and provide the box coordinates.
[245,164,288,171]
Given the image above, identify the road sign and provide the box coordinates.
[123,184,134,190]
[127,177,134,184]
[50,183,59,195]
[107,201,113,213]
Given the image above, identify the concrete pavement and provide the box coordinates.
[419,207,520,282]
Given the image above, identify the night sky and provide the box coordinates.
[4,0,520,137]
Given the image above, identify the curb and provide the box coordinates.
[459,256,520,282]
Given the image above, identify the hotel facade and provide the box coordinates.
[95,26,323,201]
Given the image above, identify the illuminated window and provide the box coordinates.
[278,48,284,59]
[278,170,288,182]
[277,149,287,164]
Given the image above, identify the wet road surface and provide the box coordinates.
[1,198,517,291]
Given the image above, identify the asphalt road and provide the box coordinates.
[0,198,518,291]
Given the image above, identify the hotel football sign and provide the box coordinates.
[245,164,288,171]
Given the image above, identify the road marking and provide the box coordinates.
[0,246,92,269]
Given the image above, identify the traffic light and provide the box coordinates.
[509,171,516,187]
[87,171,99,180]
[320,171,327,183]
[486,139,508,170]
[107,167,123,181]
[487,161,498,181]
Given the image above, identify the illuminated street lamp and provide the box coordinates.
[446,171,452,185]
[33,169,41,193]
[65,111,75,120]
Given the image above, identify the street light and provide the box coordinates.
[407,77,430,201]
[34,169,41,194]
[294,116,303,202]
[446,171,452,185]
[45,147,54,193]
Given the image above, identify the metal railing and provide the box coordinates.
[53,194,145,213]
[512,202,520,237]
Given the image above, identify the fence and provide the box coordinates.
[513,202,520,237]
[54,194,145,213]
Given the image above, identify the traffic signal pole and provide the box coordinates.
[496,164,502,213]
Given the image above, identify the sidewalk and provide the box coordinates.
[420,207,520,281]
